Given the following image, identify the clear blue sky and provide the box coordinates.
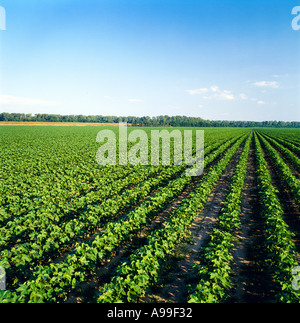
[0,0,299,121]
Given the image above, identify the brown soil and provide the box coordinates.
[229,140,274,303]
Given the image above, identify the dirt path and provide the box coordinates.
[229,140,274,303]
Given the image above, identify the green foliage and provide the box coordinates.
[1,126,299,303]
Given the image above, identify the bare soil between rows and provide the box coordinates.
[229,140,274,303]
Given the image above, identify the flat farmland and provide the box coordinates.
[0,126,299,303]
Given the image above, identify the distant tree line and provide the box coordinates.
[0,112,299,128]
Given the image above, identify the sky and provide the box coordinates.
[0,0,299,121]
